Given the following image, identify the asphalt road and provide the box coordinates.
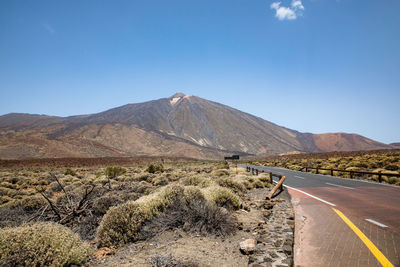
[240,164,400,231]
[240,165,400,266]
[239,164,400,266]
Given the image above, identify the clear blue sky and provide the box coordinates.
[1,0,399,143]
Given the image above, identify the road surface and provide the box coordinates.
[240,164,400,267]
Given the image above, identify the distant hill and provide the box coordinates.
[0,93,391,159]
[390,142,400,148]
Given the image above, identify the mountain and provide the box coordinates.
[0,93,391,159]
[390,142,400,148]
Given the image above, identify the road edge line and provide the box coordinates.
[332,208,394,267]
[283,184,336,206]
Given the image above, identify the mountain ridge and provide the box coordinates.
[0,93,392,159]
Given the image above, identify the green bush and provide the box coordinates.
[146,164,164,174]
[105,166,127,178]
[202,186,240,210]
[97,185,184,248]
[0,222,90,266]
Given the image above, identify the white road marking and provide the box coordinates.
[325,182,354,190]
[365,219,388,228]
[294,175,305,179]
[283,184,336,206]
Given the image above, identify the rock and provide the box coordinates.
[262,210,272,218]
[240,239,256,255]
[263,202,274,210]
[250,202,258,208]
[93,247,115,259]
[283,245,293,255]
[241,204,251,211]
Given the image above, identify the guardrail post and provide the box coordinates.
[269,172,273,183]
[316,168,319,174]
[350,171,353,179]
[331,169,334,176]
[305,167,308,172]
[378,172,382,183]
[267,176,286,200]
[256,169,258,175]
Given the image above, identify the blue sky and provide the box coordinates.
[0,0,399,143]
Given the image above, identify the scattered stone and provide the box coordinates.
[93,247,116,259]
[240,239,256,255]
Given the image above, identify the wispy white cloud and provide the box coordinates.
[270,0,305,21]
[42,22,55,34]
[292,0,304,10]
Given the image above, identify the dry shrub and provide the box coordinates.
[0,222,90,266]
[251,180,263,188]
[64,168,77,176]
[152,176,169,186]
[0,182,17,189]
[216,177,247,195]
[93,194,124,215]
[202,186,241,210]
[97,185,185,248]
[48,180,63,193]
[0,196,46,228]
[0,196,13,205]
[141,197,236,239]
[235,167,246,174]
[183,186,205,204]
[388,177,399,184]
[212,169,230,177]
[11,195,47,212]
[385,164,399,171]
[180,176,211,187]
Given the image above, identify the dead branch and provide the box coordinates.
[36,188,61,220]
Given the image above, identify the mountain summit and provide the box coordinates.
[0,93,391,159]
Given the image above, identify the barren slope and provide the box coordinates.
[0,93,391,159]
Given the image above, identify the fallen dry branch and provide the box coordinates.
[35,173,96,225]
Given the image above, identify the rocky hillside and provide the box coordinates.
[0,93,391,159]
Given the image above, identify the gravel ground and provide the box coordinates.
[90,187,295,267]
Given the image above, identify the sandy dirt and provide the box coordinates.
[91,188,273,267]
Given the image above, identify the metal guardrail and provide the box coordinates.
[300,166,400,183]
[245,166,286,200]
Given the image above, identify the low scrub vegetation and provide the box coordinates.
[146,163,164,174]
[0,161,272,263]
[0,222,90,266]
[256,150,400,185]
